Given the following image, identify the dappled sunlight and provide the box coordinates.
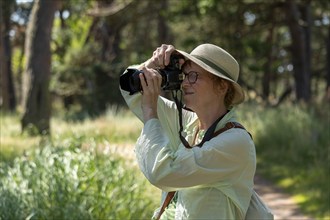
[51,109,143,144]
[238,103,329,219]
[2,0,329,218]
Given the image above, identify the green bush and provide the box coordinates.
[0,137,154,220]
[238,103,330,218]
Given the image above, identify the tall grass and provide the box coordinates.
[51,106,143,144]
[1,103,328,219]
[237,102,330,219]
[0,108,158,219]
[0,112,41,163]
[0,137,156,219]
[0,107,143,163]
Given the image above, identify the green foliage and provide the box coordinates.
[0,137,155,220]
[50,1,125,116]
[0,111,41,164]
[8,0,330,117]
[0,108,154,218]
[52,8,93,62]
[51,41,122,115]
[237,102,330,219]
[1,103,329,219]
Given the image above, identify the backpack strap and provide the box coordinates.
[156,191,176,220]
[156,122,252,220]
[213,122,253,140]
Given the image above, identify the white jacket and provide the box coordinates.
[121,88,256,220]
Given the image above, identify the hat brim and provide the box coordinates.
[176,49,245,105]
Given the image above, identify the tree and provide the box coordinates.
[21,0,61,134]
[5,0,329,117]
[326,25,330,102]
[0,0,16,111]
[284,0,311,102]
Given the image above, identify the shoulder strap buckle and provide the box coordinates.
[225,122,236,129]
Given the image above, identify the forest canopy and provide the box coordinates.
[1,0,329,133]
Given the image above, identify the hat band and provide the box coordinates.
[192,55,233,81]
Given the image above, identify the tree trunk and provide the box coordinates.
[157,0,173,44]
[0,0,16,111]
[262,22,275,102]
[326,25,330,102]
[157,0,174,99]
[301,1,312,95]
[21,0,60,135]
[284,0,311,102]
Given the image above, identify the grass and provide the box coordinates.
[0,103,329,219]
[51,105,143,143]
[237,102,330,219]
[0,112,41,163]
[0,107,159,219]
[0,107,143,163]
[0,139,156,219]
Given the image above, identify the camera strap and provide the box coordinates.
[171,90,229,149]
[172,90,191,149]
[195,111,228,147]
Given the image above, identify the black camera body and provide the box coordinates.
[120,54,183,95]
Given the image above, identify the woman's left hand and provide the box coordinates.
[139,67,163,123]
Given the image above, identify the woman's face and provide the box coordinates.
[182,62,225,112]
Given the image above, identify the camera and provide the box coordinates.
[120,54,184,95]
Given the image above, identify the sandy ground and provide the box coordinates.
[254,175,313,220]
[109,143,314,220]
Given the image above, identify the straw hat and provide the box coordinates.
[177,44,245,105]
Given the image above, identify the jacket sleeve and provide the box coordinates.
[135,118,256,192]
[120,71,194,151]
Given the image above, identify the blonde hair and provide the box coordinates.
[210,75,235,110]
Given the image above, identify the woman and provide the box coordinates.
[120,44,256,219]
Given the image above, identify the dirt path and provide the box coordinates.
[110,144,313,220]
[254,175,314,220]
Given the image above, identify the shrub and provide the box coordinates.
[0,137,154,220]
[238,103,330,218]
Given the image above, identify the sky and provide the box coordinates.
[16,0,33,3]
